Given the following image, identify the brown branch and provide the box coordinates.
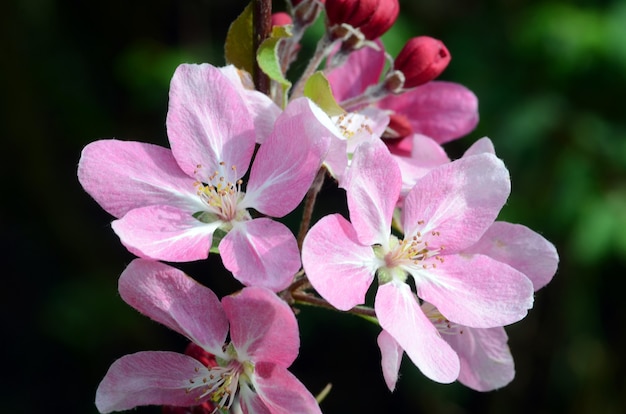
[252,0,271,94]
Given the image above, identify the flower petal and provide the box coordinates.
[222,286,299,367]
[78,140,202,218]
[414,254,534,328]
[377,330,403,391]
[302,214,379,311]
[166,63,255,182]
[344,140,401,246]
[326,40,386,102]
[243,98,332,217]
[119,259,228,353]
[95,351,210,413]
[463,136,495,157]
[378,81,479,144]
[445,326,515,391]
[252,362,322,414]
[462,221,559,291]
[219,218,300,292]
[112,205,218,262]
[375,282,460,383]
[402,153,511,252]
[218,65,281,144]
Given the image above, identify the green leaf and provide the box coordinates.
[303,71,345,117]
[257,25,293,103]
[225,2,254,74]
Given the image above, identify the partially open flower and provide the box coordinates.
[326,0,399,40]
[394,36,451,89]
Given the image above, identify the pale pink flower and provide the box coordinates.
[95,259,321,414]
[325,41,479,144]
[302,140,534,383]
[379,220,559,391]
[78,64,332,291]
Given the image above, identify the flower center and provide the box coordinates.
[332,112,374,142]
[187,361,243,412]
[193,162,248,223]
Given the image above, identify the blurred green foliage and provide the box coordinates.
[2,0,625,413]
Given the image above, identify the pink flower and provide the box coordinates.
[95,259,321,414]
[302,140,534,383]
[379,220,559,391]
[326,41,478,144]
[78,64,332,291]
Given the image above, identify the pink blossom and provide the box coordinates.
[325,41,478,144]
[379,219,558,391]
[95,259,321,414]
[302,140,534,383]
[78,64,332,291]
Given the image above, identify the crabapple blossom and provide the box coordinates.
[95,259,321,414]
[78,63,333,291]
[302,140,534,383]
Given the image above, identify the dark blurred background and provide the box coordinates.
[2,0,625,413]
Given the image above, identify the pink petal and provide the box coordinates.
[402,153,511,252]
[445,326,514,391]
[415,254,534,328]
[343,140,401,246]
[302,214,379,311]
[326,41,386,102]
[219,65,281,144]
[377,330,403,391]
[463,136,495,157]
[219,218,300,292]
[95,351,210,413]
[78,140,202,218]
[252,362,322,414]
[112,205,218,262]
[378,81,479,144]
[243,98,333,217]
[166,63,255,182]
[239,382,272,414]
[119,259,229,353]
[222,286,299,367]
[375,282,460,383]
[462,221,559,291]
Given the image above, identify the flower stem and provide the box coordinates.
[297,166,327,250]
[292,290,378,322]
[253,0,271,95]
[291,34,336,98]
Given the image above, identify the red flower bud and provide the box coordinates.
[272,12,293,27]
[326,0,399,40]
[393,36,451,89]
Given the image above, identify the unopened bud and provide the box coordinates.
[393,36,450,89]
[384,113,413,139]
[272,12,293,27]
[326,0,399,40]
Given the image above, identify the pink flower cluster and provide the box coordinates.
[79,0,558,412]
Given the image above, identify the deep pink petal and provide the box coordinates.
[219,218,300,292]
[112,205,218,262]
[95,351,210,413]
[377,330,403,391]
[302,214,379,311]
[462,221,559,291]
[344,140,401,246]
[166,63,255,182]
[252,362,322,414]
[219,65,281,144]
[414,254,534,328]
[375,282,460,383]
[243,98,333,217]
[378,81,479,144]
[326,41,386,102]
[402,153,511,252]
[446,326,515,391]
[222,286,299,367]
[78,140,202,218]
[119,259,228,353]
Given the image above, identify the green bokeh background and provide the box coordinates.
[2,0,625,413]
